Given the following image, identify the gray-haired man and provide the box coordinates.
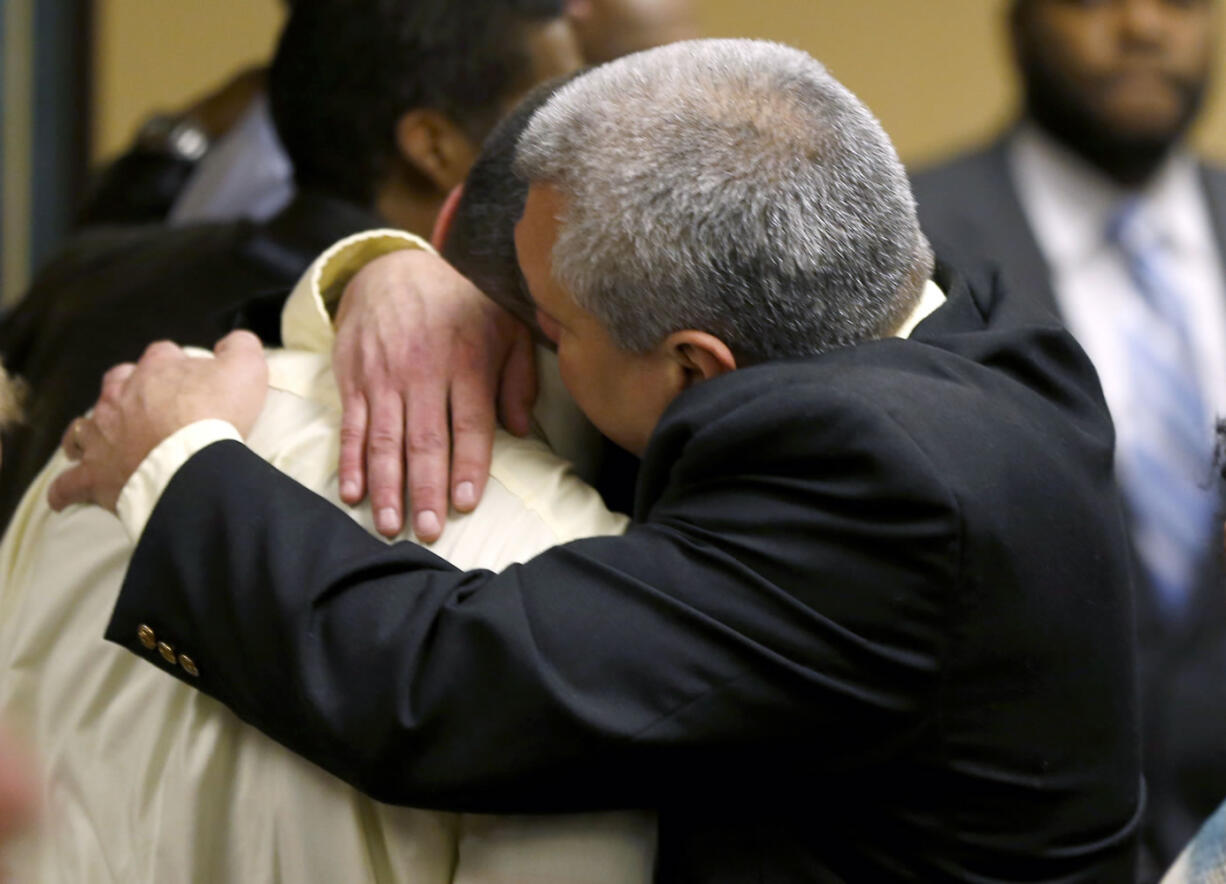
[55,40,1140,881]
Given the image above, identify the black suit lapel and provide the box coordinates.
[913,131,1063,322]
[1199,164,1226,264]
[972,136,1063,320]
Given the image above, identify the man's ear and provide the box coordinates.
[431,184,464,251]
[663,330,737,388]
[395,109,478,194]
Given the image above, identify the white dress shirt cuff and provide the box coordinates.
[117,419,243,542]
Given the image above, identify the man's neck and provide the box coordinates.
[374,179,443,242]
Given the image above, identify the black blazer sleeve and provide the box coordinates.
[108,410,958,814]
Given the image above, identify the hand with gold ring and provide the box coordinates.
[63,416,89,461]
[59,358,134,464]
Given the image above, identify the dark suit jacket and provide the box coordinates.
[911,134,1226,876]
[111,265,1142,882]
[0,191,382,529]
[76,148,198,227]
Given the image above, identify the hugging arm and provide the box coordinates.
[106,424,949,812]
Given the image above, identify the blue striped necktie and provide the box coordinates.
[1108,200,1217,618]
[1170,798,1226,882]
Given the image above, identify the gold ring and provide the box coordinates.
[71,419,85,453]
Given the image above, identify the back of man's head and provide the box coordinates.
[441,72,585,341]
[269,0,567,207]
[514,39,933,365]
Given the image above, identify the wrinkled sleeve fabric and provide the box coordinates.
[107,375,957,815]
[116,419,242,541]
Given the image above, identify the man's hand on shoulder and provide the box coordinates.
[48,331,268,514]
[332,249,536,543]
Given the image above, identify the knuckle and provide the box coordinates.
[452,334,483,362]
[102,363,131,385]
[451,409,493,435]
[141,340,178,361]
[338,391,367,418]
[367,427,403,455]
[407,429,448,456]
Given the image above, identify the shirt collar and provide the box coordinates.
[894,279,947,339]
[1010,122,1207,266]
[1145,151,1212,257]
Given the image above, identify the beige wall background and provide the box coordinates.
[92,0,285,159]
[92,0,1226,167]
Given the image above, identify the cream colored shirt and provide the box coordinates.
[0,230,653,883]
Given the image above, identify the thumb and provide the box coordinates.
[214,329,264,361]
[214,330,268,381]
[212,331,269,439]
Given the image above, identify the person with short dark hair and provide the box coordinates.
[910,1,1226,873]
[0,0,579,531]
[79,0,697,230]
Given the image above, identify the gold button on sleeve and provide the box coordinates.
[157,642,177,664]
[179,655,199,678]
[137,625,157,650]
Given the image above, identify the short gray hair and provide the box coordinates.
[514,39,934,363]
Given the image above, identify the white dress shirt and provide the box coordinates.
[0,230,653,883]
[1009,124,1226,461]
[168,95,295,226]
